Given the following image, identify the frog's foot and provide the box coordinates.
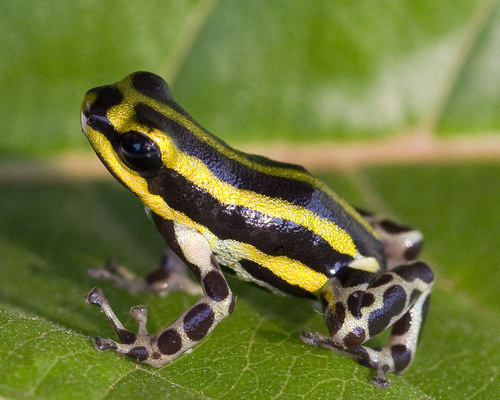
[86,287,154,361]
[88,249,201,296]
[358,211,423,269]
[300,331,391,388]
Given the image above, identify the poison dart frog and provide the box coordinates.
[81,72,434,388]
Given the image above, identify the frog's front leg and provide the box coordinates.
[86,222,235,366]
[301,261,433,388]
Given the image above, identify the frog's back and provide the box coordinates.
[216,148,387,274]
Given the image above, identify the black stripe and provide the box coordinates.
[240,259,315,297]
[133,103,384,263]
[134,102,309,173]
[146,166,352,277]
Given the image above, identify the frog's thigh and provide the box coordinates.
[302,261,433,387]
[87,222,235,367]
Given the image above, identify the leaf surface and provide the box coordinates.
[1,1,499,399]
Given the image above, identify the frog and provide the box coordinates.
[81,72,434,388]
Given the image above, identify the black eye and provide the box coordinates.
[119,131,162,171]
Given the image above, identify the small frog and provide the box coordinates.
[81,72,433,387]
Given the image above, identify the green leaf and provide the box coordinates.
[1,0,499,399]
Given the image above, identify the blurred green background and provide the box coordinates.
[2,0,499,157]
[0,1,499,399]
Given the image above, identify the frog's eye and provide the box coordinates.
[119,131,162,172]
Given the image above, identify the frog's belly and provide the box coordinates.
[213,238,331,298]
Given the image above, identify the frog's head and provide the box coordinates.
[81,72,181,200]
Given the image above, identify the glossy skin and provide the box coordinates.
[81,72,434,387]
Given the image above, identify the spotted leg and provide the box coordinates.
[86,222,235,366]
[301,261,433,388]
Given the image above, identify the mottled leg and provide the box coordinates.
[87,222,235,366]
[301,261,433,388]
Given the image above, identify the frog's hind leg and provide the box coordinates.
[358,210,424,269]
[301,261,433,388]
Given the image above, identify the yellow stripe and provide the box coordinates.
[218,239,329,293]
[111,75,379,240]
[174,152,358,256]
[104,102,359,257]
